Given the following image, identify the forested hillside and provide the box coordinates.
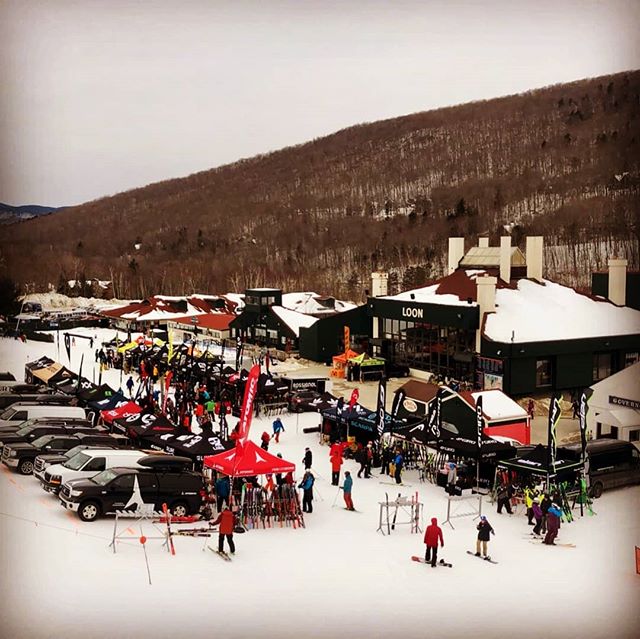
[1,70,638,300]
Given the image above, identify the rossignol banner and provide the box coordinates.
[375,377,387,437]
[476,394,484,454]
[579,389,593,462]
[547,394,562,472]
[237,364,260,445]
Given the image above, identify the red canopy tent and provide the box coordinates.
[100,401,142,425]
[203,440,295,477]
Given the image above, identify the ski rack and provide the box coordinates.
[442,492,485,530]
[376,492,423,536]
[108,505,169,554]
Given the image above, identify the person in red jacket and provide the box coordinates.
[212,505,236,555]
[424,517,444,567]
[330,444,343,486]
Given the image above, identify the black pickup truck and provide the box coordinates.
[59,455,203,521]
[2,432,117,475]
[0,421,97,452]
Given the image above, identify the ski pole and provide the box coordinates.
[331,486,341,508]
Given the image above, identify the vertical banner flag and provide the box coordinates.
[476,394,484,456]
[265,349,270,374]
[76,354,84,394]
[235,335,242,371]
[390,388,406,439]
[162,371,173,414]
[237,364,260,445]
[348,388,359,411]
[64,333,71,362]
[167,328,174,363]
[375,377,387,437]
[579,389,593,463]
[548,394,562,473]
[344,325,350,354]
[220,339,226,374]
[428,388,444,441]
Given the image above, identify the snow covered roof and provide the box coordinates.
[271,306,318,337]
[485,279,640,343]
[589,362,640,418]
[282,292,356,315]
[170,313,236,331]
[469,390,528,420]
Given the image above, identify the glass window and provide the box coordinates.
[592,353,611,381]
[110,474,135,491]
[629,430,639,442]
[624,352,639,368]
[84,457,106,472]
[536,359,552,387]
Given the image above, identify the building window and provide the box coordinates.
[624,352,639,368]
[630,429,639,442]
[593,352,612,381]
[535,358,552,387]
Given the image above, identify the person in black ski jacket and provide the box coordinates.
[496,482,513,514]
[540,493,552,534]
[356,446,367,478]
[298,471,315,513]
[475,515,495,558]
[303,447,313,471]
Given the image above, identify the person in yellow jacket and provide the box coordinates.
[524,486,537,526]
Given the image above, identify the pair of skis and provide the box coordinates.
[208,547,232,561]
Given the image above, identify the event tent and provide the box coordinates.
[143,429,233,462]
[204,440,295,477]
[496,443,583,480]
[100,401,141,426]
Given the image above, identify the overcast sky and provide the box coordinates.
[1,0,639,207]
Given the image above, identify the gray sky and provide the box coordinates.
[1,0,639,207]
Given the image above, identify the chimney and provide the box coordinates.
[448,237,465,274]
[608,258,628,306]
[475,275,496,352]
[478,237,489,248]
[526,236,544,281]
[371,271,389,297]
[500,236,511,283]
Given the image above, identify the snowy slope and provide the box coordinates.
[0,333,639,639]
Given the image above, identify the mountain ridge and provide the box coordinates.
[1,70,638,299]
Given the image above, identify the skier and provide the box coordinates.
[424,517,444,567]
[356,445,367,478]
[303,447,313,471]
[330,443,343,486]
[393,448,404,484]
[340,471,355,511]
[496,482,513,514]
[298,470,315,513]
[212,505,236,555]
[540,493,552,534]
[126,375,135,398]
[543,503,562,546]
[380,444,391,476]
[524,485,537,525]
[475,515,495,558]
[272,417,285,443]
[260,431,271,451]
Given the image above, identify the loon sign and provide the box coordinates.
[402,306,424,319]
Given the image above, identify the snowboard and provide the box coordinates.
[208,547,232,561]
[379,481,413,487]
[529,540,576,548]
[411,556,452,567]
[466,550,498,564]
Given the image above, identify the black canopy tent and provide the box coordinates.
[496,443,584,483]
[321,403,391,444]
[111,411,181,437]
[139,428,233,464]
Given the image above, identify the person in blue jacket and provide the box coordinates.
[394,449,404,484]
[341,471,355,510]
[543,503,563,545]
[272,417,285,443]
[298,470,315,513]
[215,474,231,512]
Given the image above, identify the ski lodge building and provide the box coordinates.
[367,236,640,398]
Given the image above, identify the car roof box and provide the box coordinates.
[137,454,192,470]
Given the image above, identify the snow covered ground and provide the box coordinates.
[0,331,639,639]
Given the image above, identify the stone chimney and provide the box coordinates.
[448,237,465,274]
[475,275,497,352]
[500,236,511,283]
[608,258,628,306]
[526,236,544,281]
[371,271,389,297]
[478,237,490,248]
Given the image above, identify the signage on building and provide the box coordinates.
[402,398,418,413]
[484,373,503,390]
[402,306,424,319]
[609,395,640,410]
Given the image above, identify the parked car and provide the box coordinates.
[0,420,96,452]
[0,403,85,428]
[0,392,70,411]
[2,432,118,475]
[287,390,322,413]
[33,434,130,481]
[563,439,640,498]
[0,416,91,436]
[59,455,203,521]
[42,449,146,494]
[0,372,16,382]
